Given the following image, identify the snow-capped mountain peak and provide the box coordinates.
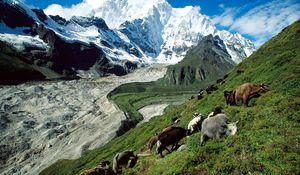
[63,0,255,64]
[1,0,255,73]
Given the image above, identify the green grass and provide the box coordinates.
[108,82,197,123]
[40,20,300,175]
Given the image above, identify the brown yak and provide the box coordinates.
[224,90,236,105]
[146,126,176,153]
[206,84,218,94]
[156,127,190,157]
[80,161,114,175]
[147,133,158,151]
[234,83,269,106]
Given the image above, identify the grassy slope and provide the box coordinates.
[107,82,197,123]
[160,35,234,87]
[41,20,300,175]
[105,35,236,127]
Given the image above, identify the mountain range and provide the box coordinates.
[161,34,235,86]
[0,0,255,83]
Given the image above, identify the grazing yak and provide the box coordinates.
[197,94,203,100]
[207,106,223,118]
[147,133,158,151]
[216,78,226,85]
[197,89,205,100]
[236,69,244,74]
[223,90,236,105]
[80,161,114,175]
[206,84,218,94]
[199,88,204,94]
[187,113,203,133]
[200,114,238,145]
[156,127,190,157]
[172,117,180,124]
[146,124,180,152]
[234,83,269,107]
[112,150,138,174]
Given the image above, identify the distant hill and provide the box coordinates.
[160,34,235,87]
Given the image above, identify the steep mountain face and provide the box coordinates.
[161,35,235,86]
[0,0,140,83]
[0,40,46,84]
[0,0,255,83]
[119,7,164,58]
[45,0,255,63]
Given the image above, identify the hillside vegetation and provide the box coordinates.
[107,82,197,135]
[41,20,300,175]
[161,35,235,87]
[106,34,236,133]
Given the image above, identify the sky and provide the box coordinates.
[24,0,300,47]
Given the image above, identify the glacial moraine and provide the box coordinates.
[0,65,167,175]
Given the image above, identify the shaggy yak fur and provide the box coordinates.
[147,125,181,152]
[224,90,236,105]
[187,114,203,133]
[234,83,269,106]
[80,161,114,175]
[224,83,269,106]
[156,127,190,157]
[206,84,218,94]
[200,114,238,145]
[112,150,137,174]
[147,134,158,151]
[207,106,223,118]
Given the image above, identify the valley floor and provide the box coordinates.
[0,65,167,175]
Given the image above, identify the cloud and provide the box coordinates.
[218,3,225,9]
[211,8,236,26]
[212,0,300,47]
[44,0,102,20]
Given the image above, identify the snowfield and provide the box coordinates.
[0,34,49,51]
[0,65,167,175]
